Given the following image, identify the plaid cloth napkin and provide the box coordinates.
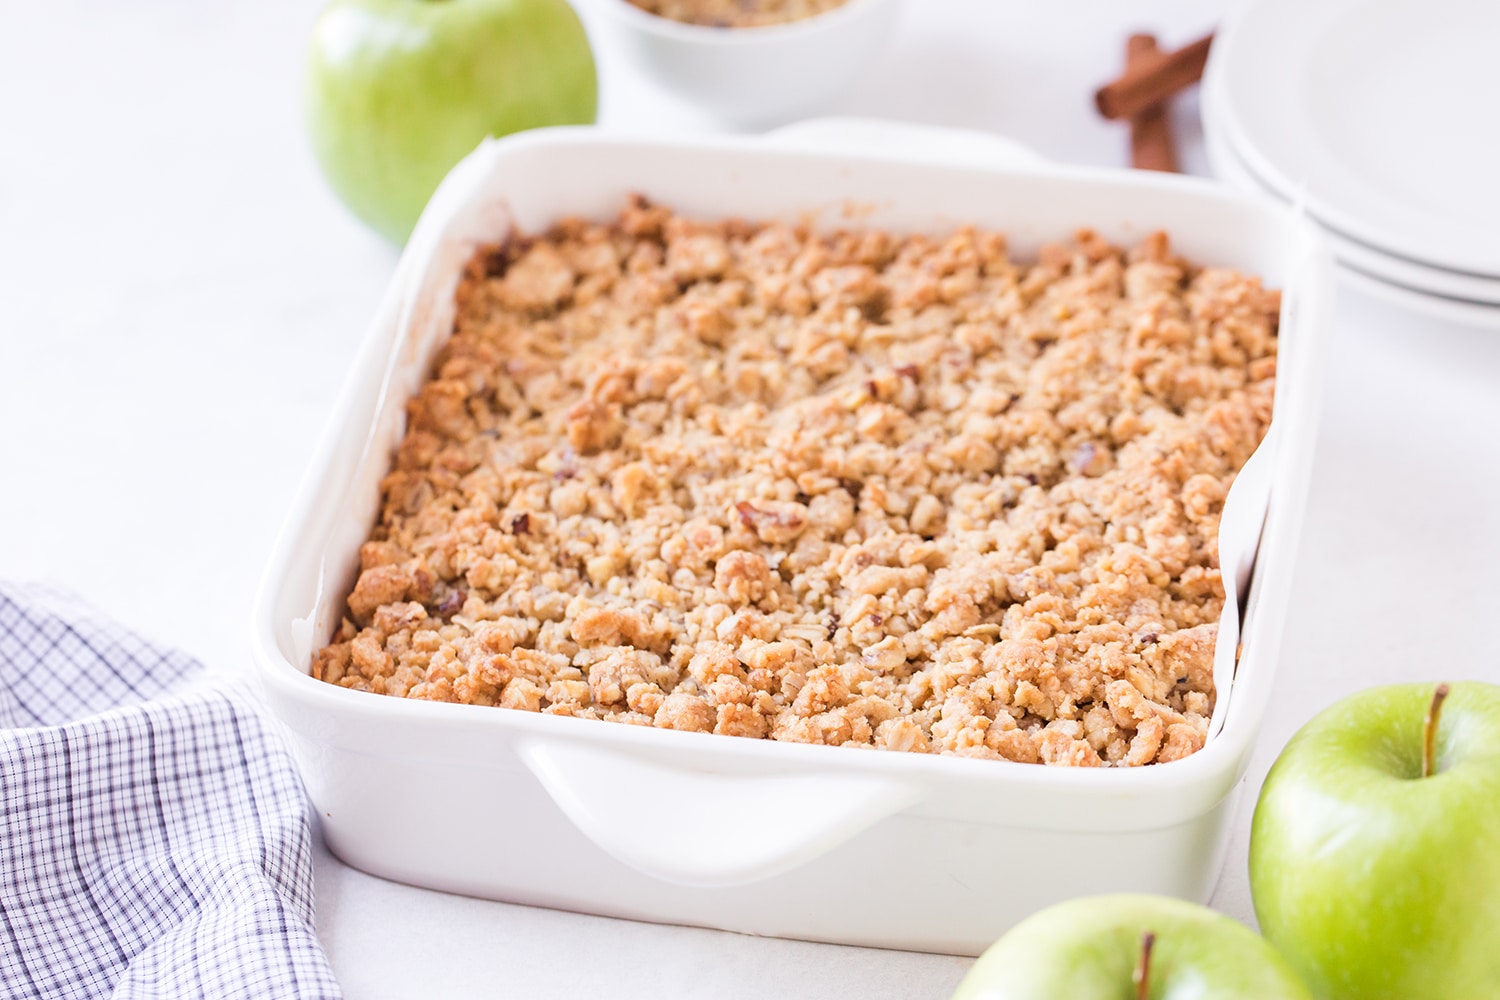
[0,582,341,999]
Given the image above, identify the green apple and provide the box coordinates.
[952,894,1312,1000]
[305,0,597,243]
[1251,681,1500,999]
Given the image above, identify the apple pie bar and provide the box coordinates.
[312,195,1280,766]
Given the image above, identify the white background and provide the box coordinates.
[3,1,1497,997]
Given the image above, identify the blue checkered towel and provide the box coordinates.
[0,583,340,999]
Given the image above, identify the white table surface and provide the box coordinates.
[4,2,1498,997]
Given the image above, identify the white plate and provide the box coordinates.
[1202,67,1500,302]
[1212,0,1500,277]
[1334,258,1500,331]
[1214,117,1500,305]
[1203,72,1500,330]
[1208,132,1500,306]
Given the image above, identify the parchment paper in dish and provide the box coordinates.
[1207,431,1276,741]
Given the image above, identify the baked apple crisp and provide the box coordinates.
[626,0,849,28]
[313,196,1280,767]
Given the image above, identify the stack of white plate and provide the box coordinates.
[1202,0,1500,329]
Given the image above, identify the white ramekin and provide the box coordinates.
[584,0,902,125]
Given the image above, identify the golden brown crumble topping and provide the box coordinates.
[313,196,1280,767]
[627,0,849,28]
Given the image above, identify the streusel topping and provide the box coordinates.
[627,0,849,28]
[313,196,1280,767]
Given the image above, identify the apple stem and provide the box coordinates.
[1134,930,1155,1000]
[1423,683,1451,778]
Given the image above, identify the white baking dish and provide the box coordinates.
[251,121,1332,956]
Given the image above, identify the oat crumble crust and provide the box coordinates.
[627,0,849,28]
[312,196,1280,767]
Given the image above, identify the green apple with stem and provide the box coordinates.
[1251,681,1500,999]
[951,894,1312,999]
[305,0,597,244]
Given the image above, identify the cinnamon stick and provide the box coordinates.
[1096,33,1213,121]
[1127,34,1178,173]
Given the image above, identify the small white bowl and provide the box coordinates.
[590,0,902,126]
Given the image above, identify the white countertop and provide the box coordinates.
[3,2,1498,997]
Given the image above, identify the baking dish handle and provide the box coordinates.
[764,116,1049,171]
[521,741,920,888]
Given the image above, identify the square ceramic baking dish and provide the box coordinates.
[251,121,1332,956]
